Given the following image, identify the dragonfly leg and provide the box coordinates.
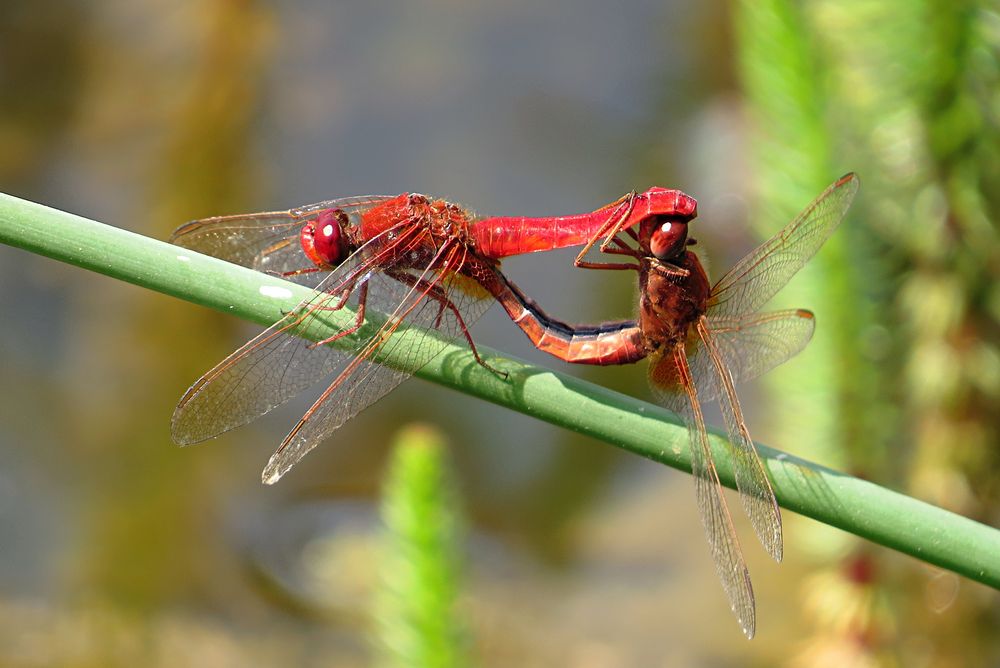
[574,238,642,271]
[606,242,634,254]
[650,259,690,279]
[574,260,641,271]
[276,266,324,279]
[306,282,357,313]
[572,192,637,265]
[574,237,642,271]
[605,233,636,253]
[575,219,644,273]
[276,272,360,319]
[597,193,638,254]
[308,281,369,348]
[386,268,509,380]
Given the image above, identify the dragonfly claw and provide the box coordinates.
[473,356,509,380]
[650,260,690,279]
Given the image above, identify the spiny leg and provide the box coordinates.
[650,259,691,279]
[606,233,635,253]
[280,272,360,320]
[596,194,636,253]
[574,208,645,272]
[385,267,507,379]
[277,266,324,278]
[574,234,642,272]
[308,281,370,349]
[573,192,637,265]
[574,260,642,271]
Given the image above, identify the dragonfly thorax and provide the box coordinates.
[637,250,710,348]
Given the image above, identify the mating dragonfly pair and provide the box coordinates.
[169,174,859,637]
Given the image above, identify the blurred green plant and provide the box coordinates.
[735,0,1000,661]
[374,424,469,668]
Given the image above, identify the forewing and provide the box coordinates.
[707,173,858,318]
[169,196,393,288]
[260,263,493,484]
[650,347,756,638]
[694,318,782,563]
[690,309,816,403]
[171,244,387,444]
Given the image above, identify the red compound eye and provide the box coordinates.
[301,209,349,268]
[644,215,689,261]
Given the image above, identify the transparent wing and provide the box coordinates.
[171,238,392,444]
[679,310,814,562]
[168,196,393,287]
[693,317,782,564]
[173,230,493,483]
[261,255,493,483]
[691,309,816,403]
[707,173,859,318]
[650,346,756,638]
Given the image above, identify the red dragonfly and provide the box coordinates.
[169,188,695,484]
[504,174,859,637]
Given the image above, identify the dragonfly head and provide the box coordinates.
[640,215,690,261]
[301,208,351,269]
[634,187,697,261]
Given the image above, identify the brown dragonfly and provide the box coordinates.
[503,174,860,636]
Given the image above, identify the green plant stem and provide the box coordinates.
[2,192,999,589]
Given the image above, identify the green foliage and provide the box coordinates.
[373,425,470,668]
[735,0,885,471]
[735,0,1000,660]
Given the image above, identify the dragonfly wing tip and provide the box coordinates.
[261,454,290,484]
[169,421,197,446]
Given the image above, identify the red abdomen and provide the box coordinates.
[471,215,604,258]
[471,188,698,259]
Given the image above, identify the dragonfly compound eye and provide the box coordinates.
[645,215,689,261]
[301,208,350,268]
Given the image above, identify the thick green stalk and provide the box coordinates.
[2,192,1000,589]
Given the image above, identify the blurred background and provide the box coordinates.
[1,0,998,665]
